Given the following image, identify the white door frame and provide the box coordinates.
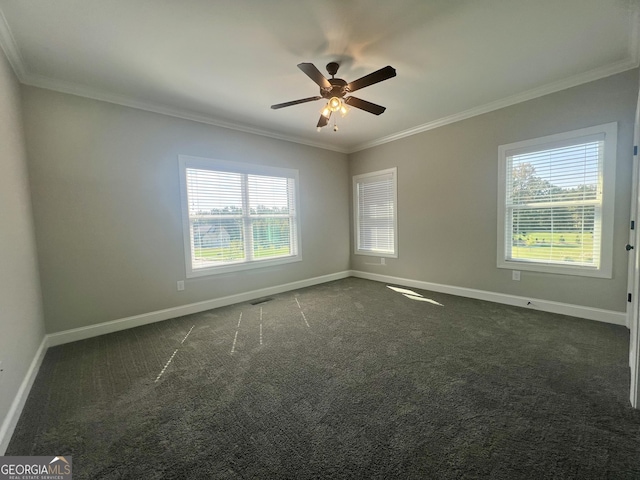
[629,82,640,408]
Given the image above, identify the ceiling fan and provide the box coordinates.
[271,62,396,130]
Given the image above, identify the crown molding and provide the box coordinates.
[1,4,638,156]
[28,55,637,157]
[22,74,349,154]
[348,3,640,153]
[348,56,639,153]
[0,5,347,153]
[0,7,26,81]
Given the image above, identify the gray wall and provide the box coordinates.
[21,87,350,333]
[0,49,45,449]
[350,69,638,313]
[14,68,639,340]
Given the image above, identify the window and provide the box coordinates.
[497,123,616,277]
[179,155,301,277]
[353,167,398,257]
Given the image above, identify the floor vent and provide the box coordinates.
[251,297,274,305]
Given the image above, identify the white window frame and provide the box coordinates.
[353,167,398,258]
[179,155,302,278]
[497,123,617,278]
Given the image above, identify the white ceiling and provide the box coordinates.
[0,0,638,153]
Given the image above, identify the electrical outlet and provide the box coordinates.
[381,258,386,265]
[177,280,185,291]
[512,271,521,281]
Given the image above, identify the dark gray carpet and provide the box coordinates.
[7,277,640,479]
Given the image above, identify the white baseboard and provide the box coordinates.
[3,271,350,451]
[0,269,628,452]
[0,336,48,455]
[350,270,627,326]
[47,271,351,347]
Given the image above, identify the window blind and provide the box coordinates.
[354,168,397,256]
[247,174,298,261]
[181,159,299,276]
[505,138,603,268]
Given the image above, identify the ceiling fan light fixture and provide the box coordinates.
[328,96,342,111]
[272,62,396,130]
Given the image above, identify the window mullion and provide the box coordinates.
[241,173,254,262]
[291,185,298,255]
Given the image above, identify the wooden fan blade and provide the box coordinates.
[271,96,323,109]
[317,112,331,128]
[344,96,386,115]
[346,66,396,93]
[297,63,331,89]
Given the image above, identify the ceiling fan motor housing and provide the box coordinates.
[321,62,348,98]
[322,78,348,99]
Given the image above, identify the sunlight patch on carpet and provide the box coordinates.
[387,285,443,306]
